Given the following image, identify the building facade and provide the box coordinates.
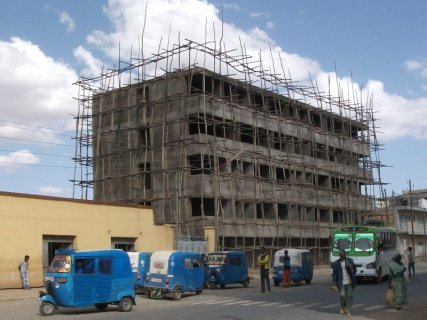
[75,41,381,263]
[0,191,186,289]
[386,189,427,257]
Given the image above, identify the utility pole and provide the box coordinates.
[409,180,415,251]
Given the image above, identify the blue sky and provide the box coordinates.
[0,0,427,199]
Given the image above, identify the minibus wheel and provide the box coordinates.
[39,302,55,316]
[119,297,133,312]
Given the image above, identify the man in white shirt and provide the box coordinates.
[332,250,356,316]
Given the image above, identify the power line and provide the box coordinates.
[0,149,72,158]
[0,161,74,169]
[0,119,74,136]
[0,136,74,147]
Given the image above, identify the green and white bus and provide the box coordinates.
[330,225,398,282]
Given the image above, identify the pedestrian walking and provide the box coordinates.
[18,255,30,289]
[281,249,291,288]
[407,246,415,278]
[332,249,356,316]
[388,253,407,310]
[257,247,271,293]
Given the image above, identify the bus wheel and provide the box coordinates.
[376,269,383,283]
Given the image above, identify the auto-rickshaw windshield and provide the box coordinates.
[48,255,72,273]
[207,254,226,265]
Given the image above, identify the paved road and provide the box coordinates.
[1,262,426,319]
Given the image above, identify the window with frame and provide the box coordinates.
[99,258,113,274]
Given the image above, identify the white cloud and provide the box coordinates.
[0,37,78,143]
[404,58,427,78]
[73,45,104,77]
[0,150,40,173]
[250,12,270,19]
[266,21,275,29]
[38,185,64,194]
[59,12,75,33]
[79,0,427,142]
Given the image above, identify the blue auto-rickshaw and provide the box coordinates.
[39,249,135,316]
[273,248,313,286]
[145,250,204,300]
[127,252,151,291]
[205,251,249,288]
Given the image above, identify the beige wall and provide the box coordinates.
[0,192,176,289]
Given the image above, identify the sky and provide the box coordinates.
[0,0,427,199]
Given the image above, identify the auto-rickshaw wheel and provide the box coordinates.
[220,284,226,289]
[195,289,203,295]
[95,303,109,311]
[39,302,55,316]
[172,289,182,300]
[118,297,133,312]
[243,279,249,287]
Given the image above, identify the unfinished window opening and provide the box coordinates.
[244,202,255,219]
[235,201,243,219]
[191,197,202,216]
[319,208,330,222]
[136,86,149,103]
[298,109,310,124]
[278,203,288,220]
[316,143,327,160]
[190,74,203,94]
[220,198,232,218]
[217,156,227,173]
[274,132,286,151]
[252,93,263,109]
[139,127,150,147]
[257,127,269,147]
[334,119,343,133]
[311,113,322,128]
[258,164,270,179]
[276,167,285,182]
[138,162,151,189]
[242,161,254,177]
[306,172,313,185]
[224,82,232,101]
[188,154,214,175]
[231,160,240,174]
[318,174,329,187]
[306,207,316,221]
[188,114,203,135]
[240,124,254,144]
[332,210,344,224]
[328,147,335,162]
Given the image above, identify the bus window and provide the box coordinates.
[354,233,374,252]
[332,233,352,252]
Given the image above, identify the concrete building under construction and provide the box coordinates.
[73,40,382,263]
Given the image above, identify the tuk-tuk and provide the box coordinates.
[205,251,249,288]
[273,248,313,286]
[127,252,151,291]
[39,249,135,316]
[145,250,204,300]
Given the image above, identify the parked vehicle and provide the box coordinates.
[145,250,204,300]
[127,252,151,290]
[205,251,249,288]
[273,248,313,286]
[38,249,135,316]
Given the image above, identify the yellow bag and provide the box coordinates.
[385,288,394,306]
